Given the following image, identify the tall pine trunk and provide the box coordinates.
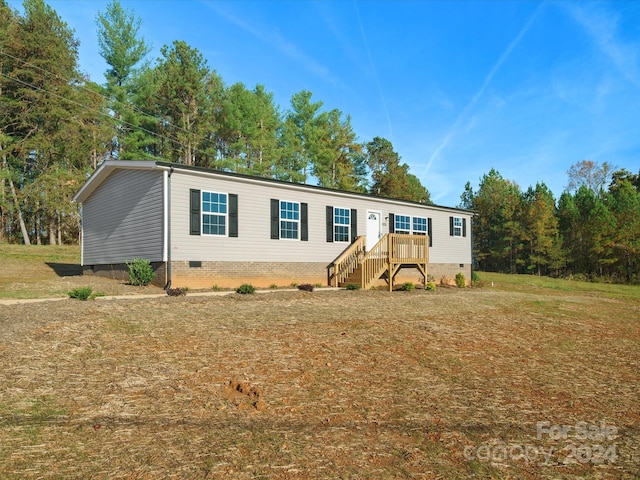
[49,216,56,245]
[9,179,30,245]
[0,150,6,244]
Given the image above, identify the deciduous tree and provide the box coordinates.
[566,160,614,195]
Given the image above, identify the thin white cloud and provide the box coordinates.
[423,2,545,177]
[353,0,394,142]
[564,2,640,88]
[201,1,337,85]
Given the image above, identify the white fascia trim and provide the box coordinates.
[163,169,169,262]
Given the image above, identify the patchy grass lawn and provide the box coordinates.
[0,248,639,478]
[0,244,163,299]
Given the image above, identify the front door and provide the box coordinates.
[366,211,382,251]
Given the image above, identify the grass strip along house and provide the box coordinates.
[73,161,473,290]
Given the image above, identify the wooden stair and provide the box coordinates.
[341,265,362,286]
[328,234,429,291]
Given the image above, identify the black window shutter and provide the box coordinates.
[190,189,201,235]
[350,208,357,242]
[389,213,395,233]
[428,218,433,247]
[301,203,308,241]
[228,194,238,237]
[449,216,454,236]
[270,199,279,239]
[463,218,467,237]
[326,206,334,242]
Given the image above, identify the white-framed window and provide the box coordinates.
[202,191,227,235]
[452,216,463,237]
[395,214,411,234]
[334,207,350,242]
[280,201,300,239]
[413,216,427,235]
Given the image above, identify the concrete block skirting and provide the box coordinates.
[81,261,472,289]
[169,261,328,289]
[428,263,473,286]
[82,262,167,287]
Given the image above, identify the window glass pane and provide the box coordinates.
[281,221,298,239]
[413,216,427,235]
[202,214,226,235]
[453,217,462,236]
[334,225,349,242]
[334,207,350,242]
[395,214,410,234]
[201,191,227,235]
[280,201,300,239]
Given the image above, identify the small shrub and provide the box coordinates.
[290,282,298,288]
[455,272,466,288]
[212,284,222,291]
[345,283,361,290]
[269,284,279,289]
[425,281,437,291]
[68,286,95,301]
[399,282,415,291]
[314,283,323,288]
[126,258,154,286]
[471,271,486,288]
[166,287,186,297]
[297,283,314,292]
[236,283,256,294]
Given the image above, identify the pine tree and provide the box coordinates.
[0,0,18,242]
[152,41,218,166]
[1,0,86,244]
[468,169,524,273]
[365,136,431,203]
[522,182,558,275]
[283,90,324,183]
[313,109,365,192]
[608,180,640,282]
[96,0,150,159]
[218,82,281,176]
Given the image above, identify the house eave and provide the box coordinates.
[73,159,474,216]
[154,161,475,216]
[72,160,163,203]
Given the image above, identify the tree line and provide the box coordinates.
[0,0,430,245]
[461,160,640,283]
[2,0,638,284]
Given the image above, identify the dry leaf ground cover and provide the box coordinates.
[0,246,639,479]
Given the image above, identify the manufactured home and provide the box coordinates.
[73,160,474,290]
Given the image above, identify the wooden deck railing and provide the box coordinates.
[329,234,429,290]
[388,233,429,264]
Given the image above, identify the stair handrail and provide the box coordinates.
[327,236,366,287]
[361,234,429,290]
[329,234,430,289]
[361,234,390,290]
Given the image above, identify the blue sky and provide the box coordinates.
[8,0,640,207]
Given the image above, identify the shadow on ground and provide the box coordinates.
[46,263,82,277]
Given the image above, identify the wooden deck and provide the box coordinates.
[328,234,429,291]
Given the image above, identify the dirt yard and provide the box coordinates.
[1,270,639,478]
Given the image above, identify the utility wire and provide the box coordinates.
[0,50,211,159]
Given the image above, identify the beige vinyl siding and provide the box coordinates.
[82,169,164,265]
[427,212,472,264]
[169,170,472,265]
